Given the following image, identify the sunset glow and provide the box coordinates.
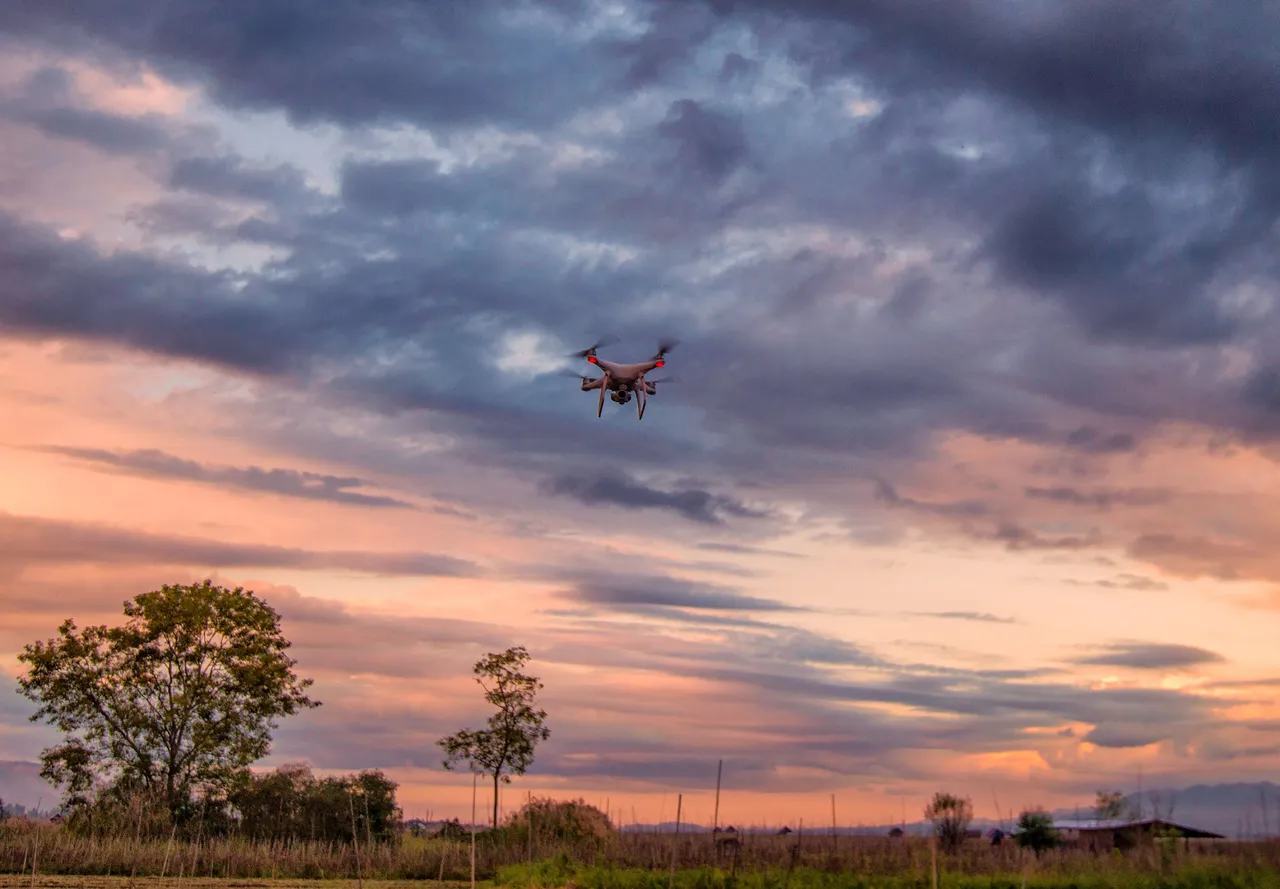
[3,1,1280,833]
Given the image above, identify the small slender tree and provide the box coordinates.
[438,646,550,829]
[925,791,973,853]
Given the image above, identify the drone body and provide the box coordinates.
[571,336,676,419]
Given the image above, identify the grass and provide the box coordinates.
[0,880,487,889]
[495,862,1280,889]
[4,819,1280,886]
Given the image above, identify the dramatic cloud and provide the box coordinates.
[4,0,1280,821]
[543,473,771,526]
[0,512,479,577]
[39,446,415,508]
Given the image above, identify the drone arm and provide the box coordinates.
[580,376,604,391]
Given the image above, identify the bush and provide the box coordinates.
[501,796,614,845]
[1014,809,1058,857]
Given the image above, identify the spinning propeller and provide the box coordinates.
[568,334,619,364]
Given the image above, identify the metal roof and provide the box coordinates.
[1045,818,1224,837]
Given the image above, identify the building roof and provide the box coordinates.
[1047,818,1224,838]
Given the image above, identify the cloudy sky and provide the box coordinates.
[3,0,1280,829]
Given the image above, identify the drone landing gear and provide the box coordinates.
[637,387,647,420]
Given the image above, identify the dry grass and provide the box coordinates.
[4,818,1280,885]
[0,879,485,889]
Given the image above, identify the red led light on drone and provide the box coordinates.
[587,355,598,363]
[655,360,665,367]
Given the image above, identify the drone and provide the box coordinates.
[568,335,677,419]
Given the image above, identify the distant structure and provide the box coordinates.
[777,826,792,836]
[1047,818,1224,852]
[887,826,904,838]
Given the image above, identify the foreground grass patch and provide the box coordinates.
[0,879,489,889]
[495,861,1280,889]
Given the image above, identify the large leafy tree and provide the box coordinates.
[438,646,550,829]
[16,580,319,817]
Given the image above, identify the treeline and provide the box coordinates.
[58,763,400,845]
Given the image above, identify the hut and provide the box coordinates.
[1048,818,1224,852]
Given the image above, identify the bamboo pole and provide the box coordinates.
[470,773,478,889]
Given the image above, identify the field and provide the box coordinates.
[4,819,1280,889]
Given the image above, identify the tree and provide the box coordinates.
[1094,790,1128,822]
[16,580,319,819]
[228,763,401,845]
[924,791,973,853]
[1014,808,1058,857]
[438,646,550,829]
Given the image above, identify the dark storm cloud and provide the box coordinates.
[5,0,1280,590]
[38,445,415,509]
[708,0,1280,165]
[543,473,769,525]
[0,64,173,156]
[0,96,172,157]
[0,511,479,577]
[167,155,312,205]
[1081,723,1173,750]
[656,98,750,183]
[0,212,301,373]
[1072,642,1228,671]
[0,0,620,132]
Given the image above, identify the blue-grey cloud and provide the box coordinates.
[543,473,770,525]
[2,0,1280,631]
[1073,641,1228,671]
[0,511,478,577]
[38,446,415,509]
[912,611,1017,625]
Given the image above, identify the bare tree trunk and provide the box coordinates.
[492,772,500,829]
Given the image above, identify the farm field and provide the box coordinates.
[5,827,1280,889]
[4,865,1280,889]
[0,881,486,889]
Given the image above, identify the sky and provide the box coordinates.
[2,0,1280,831]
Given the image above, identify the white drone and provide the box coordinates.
[569,335,678,419]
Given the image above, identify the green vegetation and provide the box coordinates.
[495,860,1280,889]
[438,646,551,830]
[17,581,319,824]
[1013,810,1058,857]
